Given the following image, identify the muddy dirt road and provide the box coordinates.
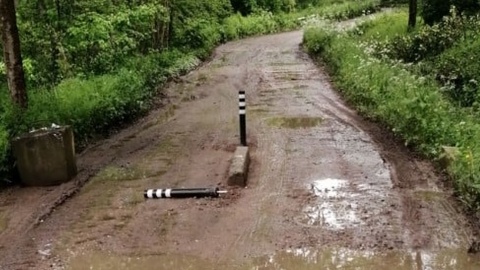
[1,30,480,269]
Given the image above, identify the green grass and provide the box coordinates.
[304,11,480,210]
[297,0,381,21]
[355,10,416,40]
[221,11,292,41]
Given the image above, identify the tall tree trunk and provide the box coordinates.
[408,0,417,30]
[0,0,28,109]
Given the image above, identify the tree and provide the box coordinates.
[0,0,28,109]
[408,0,417,30]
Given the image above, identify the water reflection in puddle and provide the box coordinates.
[253,247,480,270]
[302,201,361,229]
[68,248,480,270]
[68,253,216,270]
[298,178,362,229]
[311,178,347,198]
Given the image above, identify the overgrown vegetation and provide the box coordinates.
[299,0,381,21]
[304,9,480,210]
[422,0,480,25]
[379,0,408,6]
[0,0,382,182]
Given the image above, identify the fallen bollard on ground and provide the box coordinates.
[144,187,227,199]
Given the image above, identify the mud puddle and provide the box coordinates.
[257,247,480,270]
[266,117,323,129]
[67,248,480,270]
[299,179,362,229]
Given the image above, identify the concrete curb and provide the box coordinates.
[228,146,250,187]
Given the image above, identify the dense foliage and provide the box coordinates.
[379,0,409,6]
[370,9,480,107]
[422,0,480,25]
[378,0,480,26]
[10,0,234,86]
[304,10,480,210]
[372,10,478,62]
[230,0,295,15]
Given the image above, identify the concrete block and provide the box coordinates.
[228,146,250,187]
[12,126,77,186]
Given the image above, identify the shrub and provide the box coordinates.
[421,0,451,25]
[175,18,222,57]
[221,10,283,41]
[452,146,480,209]
[304,26,334,54]
[230,0,256,15]
[380,0,409,6]
[322,0,381,21]
[374,9,478,62]
[422,0,480,25]
[430,37,480,107]
[232,0,296,14]
[369,10,480,108]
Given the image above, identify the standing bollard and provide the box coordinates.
[239,91,247,146]
[144,187,227,199]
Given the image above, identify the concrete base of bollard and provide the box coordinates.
[228,146,250,187]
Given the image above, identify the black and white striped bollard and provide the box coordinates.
[144,187,227,199]
[239,91,247,146]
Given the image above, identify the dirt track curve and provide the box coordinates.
[1,30,480,270]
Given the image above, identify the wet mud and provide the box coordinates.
[68,248,480,270]
[0,30,478,269]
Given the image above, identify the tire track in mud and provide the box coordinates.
[287,48,473,251]
[308,80,432,249]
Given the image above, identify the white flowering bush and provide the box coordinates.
[428,32,480,107]
[374,8,475,62]
[366,8,480,107]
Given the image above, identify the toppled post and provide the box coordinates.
[144,187,226,199]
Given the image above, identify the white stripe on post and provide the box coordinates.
[239,91,247,146]
[144,188,223,199]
